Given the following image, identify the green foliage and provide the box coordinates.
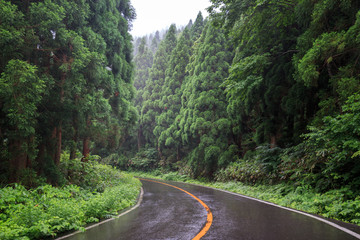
[303,92,360,190]
[127,148,159,171]
[215,159,270,184]
[215,145,281,184]
[173,20,233,178]
[0,0,24,70]
[162,172,191,182]
[0,157,141,240]
[0,60,45,138]
[17,169,46,189]
[0,0,137,182]
[0,59,45,174]
[128,170,191,183]
[225,54,270,102]
[140,25,178,147]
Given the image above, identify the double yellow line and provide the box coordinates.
[140,179,213,240]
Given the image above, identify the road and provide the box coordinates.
[61,178,360,240]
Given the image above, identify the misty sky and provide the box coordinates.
[130,0,210,37]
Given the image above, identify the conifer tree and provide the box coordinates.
[150,31,161,54]
[85,0,136,158]
[133,37,153,149]
[0,0,136,182]
[176,21,233,177]
[134,37,154,103]
[155,27,193,165]
[190,12,205,41]
[140,25,177,147]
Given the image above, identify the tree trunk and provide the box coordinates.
[54,55,67,165]
[36,142,46,175]
[157,139,164,161]
[9,140,27,182]
[176,146,180,162]
[54,122,62,165]
[82,115,91,160]
[137,125,142,151]
[270,135,277,148]
[270,129,282,149]
[82,136,90,159]
[70,112,78,160]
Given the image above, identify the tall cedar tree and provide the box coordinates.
[175,21,234,177]
[0,0,135,182]
[140,25,177,148]
[133,37,154,150]
[155,27,193,166]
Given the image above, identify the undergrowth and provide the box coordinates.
[0,155,141,240]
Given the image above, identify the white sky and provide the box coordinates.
[130,0,211,37]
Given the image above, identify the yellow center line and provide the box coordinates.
[140,178,213,240]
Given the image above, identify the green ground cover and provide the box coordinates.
[0,157,141,240]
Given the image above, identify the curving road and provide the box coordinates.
[61,178,360,240]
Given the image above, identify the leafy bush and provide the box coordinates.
[163,172,190,182]
[215,159,273,184]
[60,154,133,192]
[128,148,159,171]
[215,145,282,184]
[252,145,282,174]
[0,157,141,240]
[303,92,360,191]
[18,169,46,189]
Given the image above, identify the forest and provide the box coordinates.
[132,0,360,192]
[1,0,360,238]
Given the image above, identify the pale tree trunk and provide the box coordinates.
[270,129,282,149]
[70,112,78,160]
[270,135,277,148]
[82,115,91,160]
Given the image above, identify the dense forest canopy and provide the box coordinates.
[1,0,360,195]
[131,0,360,192]
[0,0,136,183]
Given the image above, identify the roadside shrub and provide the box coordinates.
[0,157,141,240]
[302,92,360,191]
[18,169,46,189]
[215,159,276,184]
[252,145,282,174]
[128,148,159,171]
[163,172,190,182]
[60,154,131,192]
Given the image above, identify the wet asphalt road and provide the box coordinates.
[63,179,360,240]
